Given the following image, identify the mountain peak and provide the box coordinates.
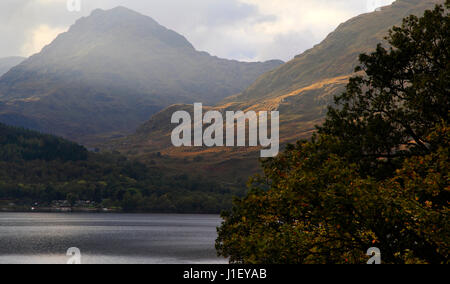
[57,6,195,52]
[0,6,283,141]
[75,6,162,31]
[90,6,154,20]
[97,6,135,13]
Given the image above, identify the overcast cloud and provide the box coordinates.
[0,0,395,62]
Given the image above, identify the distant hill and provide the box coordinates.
[0,7,282,143]
[0,57,24,77]
[0,122,242,213]
[110,0,445,183]
[0,122,87,162]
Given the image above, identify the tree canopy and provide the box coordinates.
[216,1,449,264]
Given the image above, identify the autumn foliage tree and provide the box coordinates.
[216,2,449,264]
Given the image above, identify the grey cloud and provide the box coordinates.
[0,0,395,61]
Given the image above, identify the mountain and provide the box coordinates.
[109,0,445,182]
[217,0,445,144]
[0,57,24,77]
[0,7,282,143]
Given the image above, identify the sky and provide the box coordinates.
[0,0,395,62]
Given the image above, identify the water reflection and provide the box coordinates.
[0,213,227,264]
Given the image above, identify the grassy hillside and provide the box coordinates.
[233,0,444,102]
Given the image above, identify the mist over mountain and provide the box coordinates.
[0,57,24,77]
[0,6,282,142]
[111,0,445,182]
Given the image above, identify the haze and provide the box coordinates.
[0,0,394,62]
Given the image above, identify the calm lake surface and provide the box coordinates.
[0,213,227,264]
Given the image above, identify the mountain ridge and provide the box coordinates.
[232,0,444,103]
[0,56,24,77]
[109,0,445,182]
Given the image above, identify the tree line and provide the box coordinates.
[0,124,243,213]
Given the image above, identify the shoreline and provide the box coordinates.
[0,208,223,215]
